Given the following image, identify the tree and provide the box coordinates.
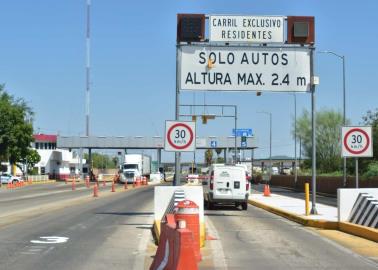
[0,85,35,172]
[83,152,117,169]
[359,109,378,173]
[294,108,348,172]
[205,149,213,166]
[17,149,41,175]
[215,148,222,157]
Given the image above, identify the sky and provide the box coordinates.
[1,0,377,162]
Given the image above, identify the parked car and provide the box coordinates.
[203,164,249,210]
[0,173,23,184]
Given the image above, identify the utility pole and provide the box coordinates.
[85,0,91,137]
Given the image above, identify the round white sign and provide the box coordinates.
[342,126,373,157]
[165,121,196,152]
[343,128,370,155]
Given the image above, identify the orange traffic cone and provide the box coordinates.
[263,184,271,197]
[111,181,115,192]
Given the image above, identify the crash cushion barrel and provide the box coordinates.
[150,214,198,270]
[154,186,205,247]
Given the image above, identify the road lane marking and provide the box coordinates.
[206,217,228,269]
[132,218,153,269]
[31,236,69,244]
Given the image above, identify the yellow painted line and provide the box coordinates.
[315,228,378,258]
[153,220,161,243]
[339,222,378,243]
[249,198,378,243]
[29,180,56,185]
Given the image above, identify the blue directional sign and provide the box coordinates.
[232,128,253,137]
[210,141,217,148]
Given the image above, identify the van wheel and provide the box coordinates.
[204,200,209,210]
[208,201,214,210]
[242,202,248,210]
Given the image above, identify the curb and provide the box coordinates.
[339,222,378,242]
[29,180,56,185]
[249,199,378,242]
[248,198,339,229]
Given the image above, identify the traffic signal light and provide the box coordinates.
[201,115,215,124]
[241,136,246,143]
[202,115,208,124]
[177,14,205,42]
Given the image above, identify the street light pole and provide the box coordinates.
[319,50,347,186]
[293,93,298,186]
[258,111,272,181]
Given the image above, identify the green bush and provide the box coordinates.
[363,162,378,179]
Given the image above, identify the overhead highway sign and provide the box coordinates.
[209,15,284,43]
[180,45,311,92]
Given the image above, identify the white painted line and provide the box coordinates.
[206,217,228,270]
[132,216,153,270]
[31,236,69,244]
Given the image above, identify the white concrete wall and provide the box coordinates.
[154,186,204,223]
[338,188,378,221]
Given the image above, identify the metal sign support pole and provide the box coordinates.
[310,47,318,215]
[234,106,237,164]
[174,45,181,186]
[355,158,359,188]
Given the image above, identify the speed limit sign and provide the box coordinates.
[342,126,373,157]
[165,121,196,152]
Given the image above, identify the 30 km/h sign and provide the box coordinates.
[342,126,373,157]
[165,121,196,152]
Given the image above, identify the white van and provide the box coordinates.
[203,164,249,210]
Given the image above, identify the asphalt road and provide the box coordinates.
[0,185,155,270]
[205,204,378,269]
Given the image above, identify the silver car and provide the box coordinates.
[0,173,23,184]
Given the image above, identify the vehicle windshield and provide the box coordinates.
[123,164,138,170]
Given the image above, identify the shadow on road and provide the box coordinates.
[95,211,153,216]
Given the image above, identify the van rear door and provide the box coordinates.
[213,166,246,200]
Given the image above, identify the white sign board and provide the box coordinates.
[165,121,196,152]
[210,15,284,43]
[342,126,373,157]
[180,46,311,92]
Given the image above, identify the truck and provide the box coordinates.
[120,154,151,183]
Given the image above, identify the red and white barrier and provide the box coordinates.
[174,200,201,261]
[150,212,199,270]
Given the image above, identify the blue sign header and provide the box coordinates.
[232,128,253,137]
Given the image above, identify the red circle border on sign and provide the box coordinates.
[167,123,194,150]
[343,128,370,155]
